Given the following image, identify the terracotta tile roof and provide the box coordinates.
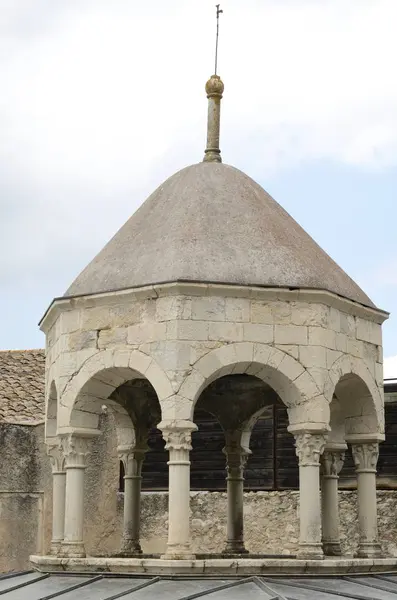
[0,349,45,424]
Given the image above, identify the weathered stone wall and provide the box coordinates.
[44,284,384,433]
[1,414,397,572]
[0,423,52,572]
[136,489,397,558]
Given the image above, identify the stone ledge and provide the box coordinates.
[30,555,397,576]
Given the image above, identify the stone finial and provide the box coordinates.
[203,74,224,163]
[205,74,224,97]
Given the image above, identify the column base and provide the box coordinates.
[223,541,249,555]
[297,543,324,560]
[59,541,86,558]
[161,543,195,560]
[322,541,342,556]
[120,539,142,555]
[50,541,63,556]
[355,542,382,558]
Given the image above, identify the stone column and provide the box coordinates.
[321,447,346,556]
[159,420,197,559]
[203,75,224,163]
[47,443,66,555]
[293,431,327,559]
[351,442,382,557]
[60,434,94,558]
[118,445,147,555]
[223,437,250,554]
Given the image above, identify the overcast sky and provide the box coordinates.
[1,0,396,375]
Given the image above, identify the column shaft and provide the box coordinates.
[352,442,382,557]
[223,442,249,554]
[47,444,66,555]
[321,449,345,556]
[119,447,145,554]
[64,467,85,551]
[60,434,93,558]
[52,473,66,546]
[294,431,327,559]
[203,75,224,162]
[159,421,196,559]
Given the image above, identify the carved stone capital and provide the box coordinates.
[223,445,250,480]
[294,432,327,467]
[47,443,65,473]
[163,430,192,451]
[159,421,197,452]
[352,442,379,473]
[117,445,147,478]
[321,450,345,479]
[60,435,92,469]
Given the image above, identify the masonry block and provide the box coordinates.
[191,297,225,321]
[98,328,127,349]
[209,322,244,342]
[156,296,192,321]
[299,345,327,369]
[308,327,336,349]
[243,323,273,343]
[290,302,329,327]
[225,298,250,322]
[275,325,307,345]
[127,322,167,345]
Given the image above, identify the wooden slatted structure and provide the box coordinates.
[119,381,397,491]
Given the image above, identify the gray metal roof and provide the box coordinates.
[65,162,375,309]
[3,571,397,599]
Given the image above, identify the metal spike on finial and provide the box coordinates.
[214,4,223,75]
[203,4,224,163]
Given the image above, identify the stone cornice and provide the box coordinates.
[39,281,389,333]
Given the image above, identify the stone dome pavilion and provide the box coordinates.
[37,70,389,572]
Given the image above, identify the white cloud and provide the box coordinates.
[384,355,397,380]
[0,0,396,300]
[2,0,397,183]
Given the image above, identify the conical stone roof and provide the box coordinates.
[65,161,374,308]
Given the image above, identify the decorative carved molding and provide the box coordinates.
[162,429,193,452]
[60,435,92,469]
[223,444,250,480]
[159,422,197,453]
[352,442,379,473]
[321,450,345,478]
[117,445,147,478]
[294,432,327,467]
[47,443,65,473]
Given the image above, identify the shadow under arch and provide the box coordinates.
[45,380,58,442]
[190,371,300,490]
[59,349,172,431]
[329,356,384,438]
[180,342,327,428]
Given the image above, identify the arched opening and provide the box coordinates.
[188,370,300,555]
[62,360,166,557]
[190,373,298,491]
[110,378,166,492]
[330,373,384,488]
[326,372,384,558]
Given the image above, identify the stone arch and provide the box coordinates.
[45,380,58,442]
[328,395,346,445]
[105,399,136,449]
[329,356,383,437]
[239,405,271,451]
[59,348,173,431]
[174,342,325,425]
